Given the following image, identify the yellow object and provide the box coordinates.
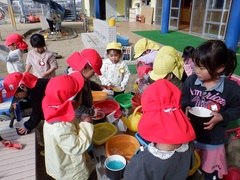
[121,106,142,132]
[91,91,108,102]
[105,134,140,160]
[108,18,116,26]
[188,151,201,176]
[92,122,118,145]
[106,41,122,50]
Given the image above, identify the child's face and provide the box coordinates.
[15,91,28,99]
[194,65,211,81]
[108,50,122,64]
[82,64,95,79]
[8,44,17,51]
[33,47,45,54]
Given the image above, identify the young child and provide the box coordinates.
[55,14,62,34]
[42,73,93,180]
[124,79,196,180]
[66,49,107,119]
[3,72,49,135]
[134,38,159,67]
[100,41,131,93]
[181,40,240,179]
[45,8,57,34]
[182,46,195,76]
[149,53,184,90]
[25,33,58,79]
[0,33,28,73]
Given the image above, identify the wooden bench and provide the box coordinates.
[81,19,117,57]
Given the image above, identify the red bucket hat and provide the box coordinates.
[3,72,38,98]
[138,79,196,144]
[66,49,102,75]
[42,72,84,123]
[5,33,28,51]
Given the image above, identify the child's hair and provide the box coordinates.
[106,49,122,55]
[193,40,237,78]
[182,46,195,61]
[30,33,46,48]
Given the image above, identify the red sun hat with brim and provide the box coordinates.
[66,49,102,75]
[42,73,84,123]
[138,79,196,144]
[5,33,28,51]
[3,72,38,98]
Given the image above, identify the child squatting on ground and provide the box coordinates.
[42,72,94,180]
[99,41,131,94]
[0,33,28,73]
[66,48,108,119]
[3,72,49,135]
[181,40,240,179]
[124,79,196,180]
[25,33,58,79]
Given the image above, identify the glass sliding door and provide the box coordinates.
[169,0,181,30]
[190,0,207,34]
[154,0,163,25]
[204,0,232,39]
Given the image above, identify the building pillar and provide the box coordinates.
[225,0,240,51]
[161,0,171,34]
[94,0,100,19]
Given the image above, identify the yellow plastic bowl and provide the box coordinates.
[92,91,108,103]
[93,122,118,145]
[105,134,140,160]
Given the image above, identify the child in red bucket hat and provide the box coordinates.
[3,72,49,135]
[66,49,108,119]
[42,73,94,180]
[0,33,28,73]
[124,79,196,180]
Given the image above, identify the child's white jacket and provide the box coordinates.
[100,58,130,88]
[43,118,94,180]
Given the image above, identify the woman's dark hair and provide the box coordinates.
[182,46,195,61]
[193,40,237,78]
[30,33,46,48]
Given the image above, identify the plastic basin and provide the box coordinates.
[105,134,140,160]
[114,93,133,109]
[93,100,120,116]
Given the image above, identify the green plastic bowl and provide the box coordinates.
[114,93,133,109]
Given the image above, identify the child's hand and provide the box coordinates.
[17,127,29,135]
[94,107,101,117]
[79,114,93,124]
[203,112,223,130]
[101,85,112,90]
[12,103,17,110]
[41,72,48,78]
[185,106,192,118]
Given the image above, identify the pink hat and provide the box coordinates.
[66,49,102,75]
[3,72,38,98]
[5,33,28,51]
[138,79,196,144]
[42,72,84,123]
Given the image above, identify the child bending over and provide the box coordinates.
[42,72,93,180]
[0,33,28,73]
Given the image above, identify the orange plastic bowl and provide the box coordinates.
[105,134,140,160]
[93,100,120,116]
[92,91,107,103]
